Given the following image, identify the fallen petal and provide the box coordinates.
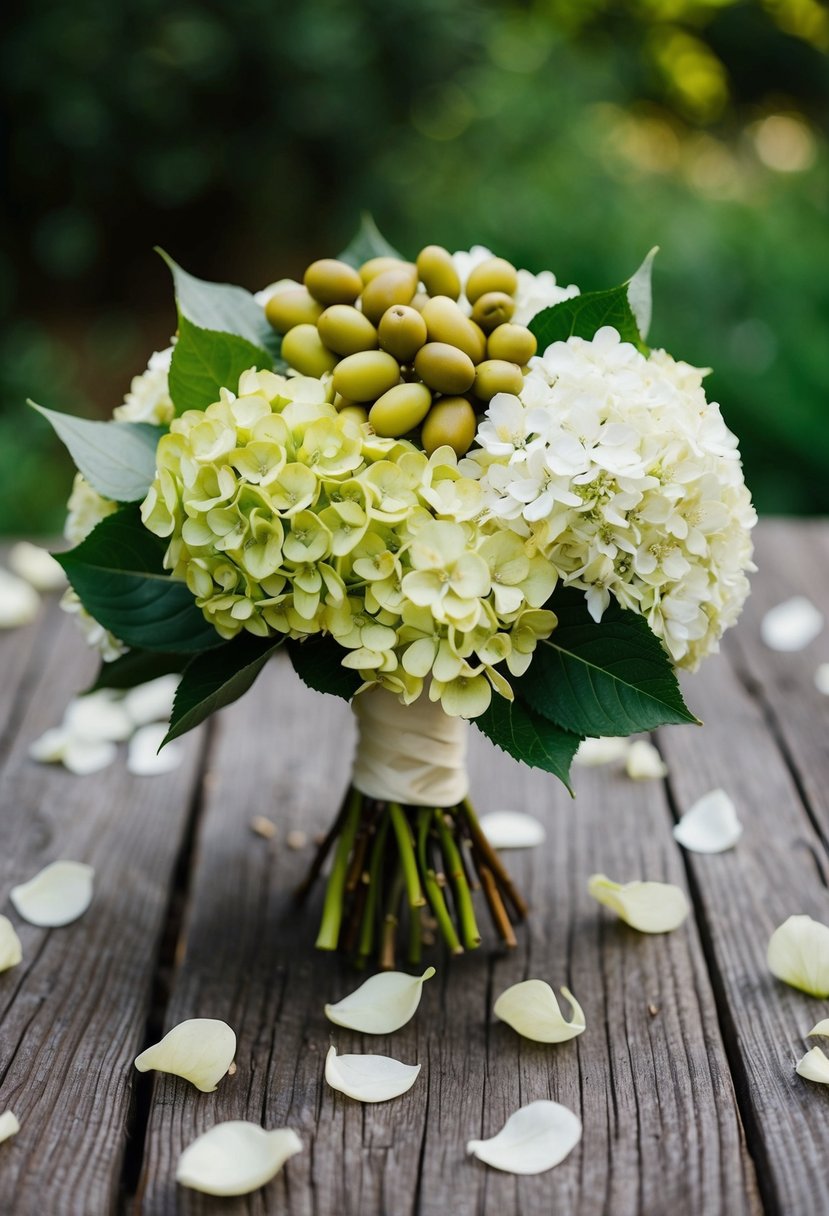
[673,788,742,854]
[65,692,133,743]
[796,1046,829,1085]
[324,1045,420,1102]
[815,663,829,696]
[28,726,72,764]
[135,1018,236,1091]
[0,1111,20,1145]
[10,860,94,927]
[0,569,40,629]
[625,739,667,780]
[9,542,66,592]
[479,811,546,849]
[587,873,689,933]
[573,737,630,767]
[123,675,180,727]
[767,914,829,998]
[127,724,182,776]
[808,1019,829,1037]
[0,916,22,972]
[494,980,585,1043]
[325,967,435,1034]
[176,1122,302,1196]
[467,1099,582,1174]
[62,737,118,776]
[761,597,823,652]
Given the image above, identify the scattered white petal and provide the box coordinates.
[0,569,40,629]
[325,967,436,1034]
[624,739,668,780]
[10,860,94,927]
[176,1122,302,1196]
[808,1019,829,1037]
[815,663,829,696]
[796,1046,829,1085]
[761,596,823,652]
[28,726,117,775]
[286,830,307,849]
[479,811,546,849]
[587,873,689,933]
[250,816,277,839]
[573,737,630,767]
[767,914,829,997]
[673,788,742,854]
[127,724,182,776]
[0,1111,20,1145]
[135,1018,236,1092]
[65,692,133,743]
[467,1099,582,1174]
[0,916,22,972]
[123,675,179,727]
[494,980,585,1043]
[324,1045,420,1102]
[8,542,66,592]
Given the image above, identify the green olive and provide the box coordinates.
[416,245,461,300]
[465,257,518,304]
[317,305,378,356]
[414,342,475,395]
[281,324,339,377]
[378,305,428,362]
[369,382,433,438]
[264,288,324,334]
[421,397,477,457]
[332,350,401,402]
[471,291,515,332]
[338,405,369,426]
[303,258,363,306]
[359,256,415,284]
[487,323,537,364]
[420,296,486,363]
[473,359,524,401]
[360,266,418,325]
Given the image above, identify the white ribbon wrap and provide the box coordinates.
[351,689,470,807]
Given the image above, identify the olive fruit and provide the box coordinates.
[471,291,515,332]
[369,382,432,438]
[414,342,475,395]
[317,305,378,356]
[465,257,518,304]
[359,256,414,284]
[338,405,369,426]
[303,258,363,306]
[264,288,323,334]
[487,323,537,364]
[378,305,427,362]
[332,350,401,402]
[420,296,486,363]
[473,359,524,401]
[416,244,461,300]
[421,397,477,457]
[360,266,418,324]
[282,324,339,377]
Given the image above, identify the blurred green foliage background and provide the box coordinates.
[2,0,828,534]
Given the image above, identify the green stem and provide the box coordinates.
[434,809,481,950]
[380,864,405,970]
[407,905,422,967]
[316,787,363,950]
[416,808,463,955]
[357,813,390,960]
[460,796,528,920]
[389,802,426,909]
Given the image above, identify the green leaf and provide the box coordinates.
[157,248,282,363]
[337,213,403,268]
[168,315,273,415]
[30,402,163,503]
[474,695,581,792]
[518,589,698,737]
[626,247,658,341]
[57,505,221,653]
[529,284,646,354]
[287,634,361,700]
[88,649,187,692]
[164,635,283,744]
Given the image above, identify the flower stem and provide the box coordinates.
[295,785,352,904]
[417,808,463,955]
[434,809,481,950]
[477,862,517,948]
[389,802,426,909]
[357,813,390,960]
[379,864,405,970]
[460,796,528,920]
[315,787,363,950]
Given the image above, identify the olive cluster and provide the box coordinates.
[263,246,537,457]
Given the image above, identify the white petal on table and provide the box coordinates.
[325,967,435,1034]
[135,1018,236,1092]
[796,1046,829,1085]
[815,663,829,696]
[587,873,689,933]
[479,811,545,849]
[494,980,585,1043]
[808,1019,829,1037]
[761,596,823,652]
[28,725,117,776]
[10,860,94,927]
[0,915,22,972]
[127,724,182,776]
[65,692,134,743]
[176,1122,302,1196]
[324,1045,420,1102]
[8,542,66,592]
[767,914,829,998]
[467,1099,582,1174]
[0,1111,20,1145]
[0,569,40,629]
[673,788,742,854]
[573,737,630,767]
[123,675,180,727]
[625,739,668,780]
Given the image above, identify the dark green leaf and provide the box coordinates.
[529,283,646,354]
[287,634,361,700]
[168,315,273,415]
[30,402,163,502]
[88,648,187,692]
[518,589,698,737]
[337,214,404,268]
[164,635,283,744]
[474,695,581,792]
[57,505,221,653]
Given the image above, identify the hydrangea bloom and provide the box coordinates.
[113,347,175,425]
[451,246,580,326]
[464,327,756,668]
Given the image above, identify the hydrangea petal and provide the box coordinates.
[324,1045,420,1102]
[10,861,94,927]
[135,1018,236,1091]
[494,981,585,1043]
[0,569,40,628]
[8,542,66,592]
[808,1019,829,1037]
[467,1099,582,1174]
[574,737,630,767]
[625,739,667,780]
[767,915,829,997]
[761,597,823,652]
[127,724,183,776]
[324,967,435,1034]
[673,789,742,853]
[796,1046,829,1085]
[0,915,23,972]
[479,811,546,850]
[0,1111,20,1145]
[176,1122,302,1196]
[65,692,134,742]
[587,873,689,933]
[123,676,180,727]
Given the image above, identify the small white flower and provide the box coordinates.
[625,739,668,780]
[324,1045,420,1103]
[135,1019,236,1092]
[176,1122,302,1196]
[467,1100,582,1174]
[113,348,174,425]
[10,860,94,927]
[761,597,823,652]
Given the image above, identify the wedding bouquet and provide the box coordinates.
[34,218,756,965]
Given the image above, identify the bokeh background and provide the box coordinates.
[3,0,828,535]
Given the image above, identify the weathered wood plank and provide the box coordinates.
[137,658,759,1216]
[0,609,206,1216]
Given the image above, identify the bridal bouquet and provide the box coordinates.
[34,218,756,965]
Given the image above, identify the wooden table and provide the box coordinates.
[1,519,828,1216]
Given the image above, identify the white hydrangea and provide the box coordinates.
[113,347,175,425]
[64,473,117,546]
[465,326,756,669]
[452,245,579,325]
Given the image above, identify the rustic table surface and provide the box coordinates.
[1,518,828,1216]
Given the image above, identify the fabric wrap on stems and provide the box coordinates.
[351,688,470,807]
